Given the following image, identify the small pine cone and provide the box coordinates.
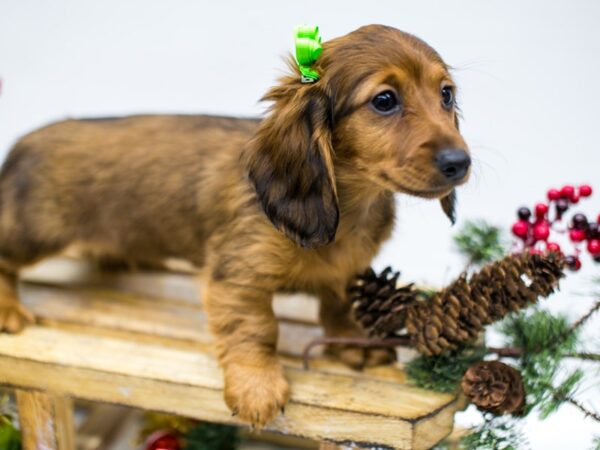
[349,267,416,338]
[461,361,525,415]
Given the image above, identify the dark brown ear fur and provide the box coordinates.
[244,81,339,248]
[439,111,461,225]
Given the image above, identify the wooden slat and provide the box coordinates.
[0,327,457,449]
[21,257,320,324]
[16,390,75,450]
[17,282,323,357]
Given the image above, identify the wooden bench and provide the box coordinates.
[0,258,461,450]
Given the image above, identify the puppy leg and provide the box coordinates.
[318,286,396,369]
[204,278,289,428]
[0,263,34,333]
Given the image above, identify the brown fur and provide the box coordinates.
[0,25,469,426]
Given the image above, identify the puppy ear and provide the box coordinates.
[440,189,457,225]
[244,82,339,248]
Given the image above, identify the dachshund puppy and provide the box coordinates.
[0,25,469,426]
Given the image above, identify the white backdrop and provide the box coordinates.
[1,1,599,448]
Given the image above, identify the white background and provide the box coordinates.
[1,1,599,448]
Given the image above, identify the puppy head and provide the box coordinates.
[245,25,469,248]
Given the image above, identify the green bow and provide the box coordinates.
[295,25,322,83]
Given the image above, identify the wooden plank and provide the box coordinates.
[0,327,457,449]
[18,282,323,357]
[21,257,320,324]
[15,390,75,450]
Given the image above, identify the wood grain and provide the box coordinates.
[16,390,75,450]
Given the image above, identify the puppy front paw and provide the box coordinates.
[0,302,35,333]
[224,360,290,428]
[325,344,396,370]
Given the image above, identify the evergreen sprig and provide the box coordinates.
[184,422,239,450]
[453,220,507,267]
[499,309,581,417]
[405,345,487,393]
[459,417,529,450]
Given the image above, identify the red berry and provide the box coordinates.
[547,242,561,253]
[512,220,529,239]
[565,255,582,271]
[569,228,586,242]
[570,192,580,204]
[588,239,600,255]
[146,431,180,450]
[561,185,575,199]
[534,203,548,218]
[597,214,600,224]
[547,189,561,201]
[533,222,550,241]
[579,184,593,197]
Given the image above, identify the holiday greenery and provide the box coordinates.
[436,218,599,449]
[141,413,239,450]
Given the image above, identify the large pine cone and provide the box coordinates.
[405,251,565,355]
[461,360,525,415]
[352,252,565,356]
[349,267,417,338]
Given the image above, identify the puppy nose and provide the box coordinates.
[436,149,471,181]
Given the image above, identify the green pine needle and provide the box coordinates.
[184,422,239,450]
[500,309,582,417]
[590,435,600,450]
[405,345,487,393]
[459,417,529,450]
[453,220,507,266]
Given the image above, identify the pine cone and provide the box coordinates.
[349,267,416,337]
[352,252,565,356]
[406,251,565,355]
[461,360,525,415]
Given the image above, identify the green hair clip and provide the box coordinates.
[295,25,322,83]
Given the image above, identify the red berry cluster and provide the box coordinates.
[511,184,599,271]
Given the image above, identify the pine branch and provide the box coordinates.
[566,397,600,423]
[565,352,600,362]
[571,300,600,334]
[488,347,600,362]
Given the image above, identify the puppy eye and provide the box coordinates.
[371,90,400,114]
[441,86,454,109]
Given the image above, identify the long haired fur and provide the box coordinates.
[0,25,469,426]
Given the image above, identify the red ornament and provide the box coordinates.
[511,220,529,239]
[547,242,561,253]
[534,203,548,218]
[588,240,600,256]
[597,214,600,224]
[146,431,181,450]
[570,193,580,204]
[569,228,586,242]
[533,223,550,241]
[547,189,561,201]
[579,184,593,197]
[561,185,575,199]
